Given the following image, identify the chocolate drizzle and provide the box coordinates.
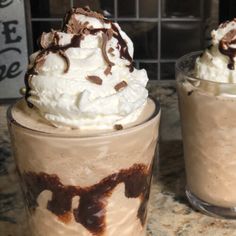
[22,163,152,235]
[24,7,134,106]
[111,23,134,72]
[219,29,236,70]
[24,33,84,103]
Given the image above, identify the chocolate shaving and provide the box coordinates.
[86,76,103,85]
[75,7,104,20]
[107,28,113,40]
[58,50,70,73]
[108,47,114,53]
[53,31,60,45]
[114,124,123,130]
[62,9,73,32]
[222,29,236,44]
[62,6,108,33]
[34,50,49,72]
[104,65,112,76]
[62,7,105,31]
[83,28,90,35]
[102,33,115,68]
[34,58,46,72]
[65,14,87,34]
[108,47,115,56]
[219,19,236,29]
[58,212,72,224]
[39,32,49,49]
[219,29,236,70]
[114,81,128,91]
[219,21,230,29]
[39,31,60,50]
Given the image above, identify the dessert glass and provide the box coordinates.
[7,97,160,236]
[176,51,236,218]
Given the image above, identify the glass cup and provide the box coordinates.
[176,51,236,218]
[7,97,160,236]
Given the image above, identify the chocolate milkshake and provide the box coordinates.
[177,20,236,218]
[8,7,160,236]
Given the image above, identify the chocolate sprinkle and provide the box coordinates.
[114,124,123,130]
[86,75,103,85]
[22,163,152,235]
[114,81,128,91]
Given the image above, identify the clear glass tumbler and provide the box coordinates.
[176,52,236,218]
[7,97,160,236]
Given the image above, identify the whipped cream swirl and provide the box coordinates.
[195,19,236,83]
[25,7,148,129]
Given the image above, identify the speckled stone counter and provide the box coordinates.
[1,81,236,236]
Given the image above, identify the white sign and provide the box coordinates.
[0,0,28,98]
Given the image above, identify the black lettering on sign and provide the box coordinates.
[0,0,13,8]
[2,20,22,43]
[0,48,22,81]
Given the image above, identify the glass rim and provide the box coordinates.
[7,96,160,139]
[175,51,236,85]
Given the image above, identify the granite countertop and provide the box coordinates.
[1,82,236,236]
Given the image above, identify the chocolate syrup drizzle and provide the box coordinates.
[23,163,152,235]
[24,7,134,105]
[219,29,236,70]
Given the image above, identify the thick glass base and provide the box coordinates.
[186,189,236,219]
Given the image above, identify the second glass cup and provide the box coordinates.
[176,52,236,218]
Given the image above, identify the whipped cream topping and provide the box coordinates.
[195,19,236,83]
[25,7,148,129]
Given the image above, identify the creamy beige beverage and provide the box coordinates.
[178,77,236,207]
[8,7,160,236]
[177,20,236,217]
[9,98,160,236]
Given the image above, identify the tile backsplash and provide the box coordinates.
[29,0,219,80]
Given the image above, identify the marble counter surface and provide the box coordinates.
[1,82,236,236]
